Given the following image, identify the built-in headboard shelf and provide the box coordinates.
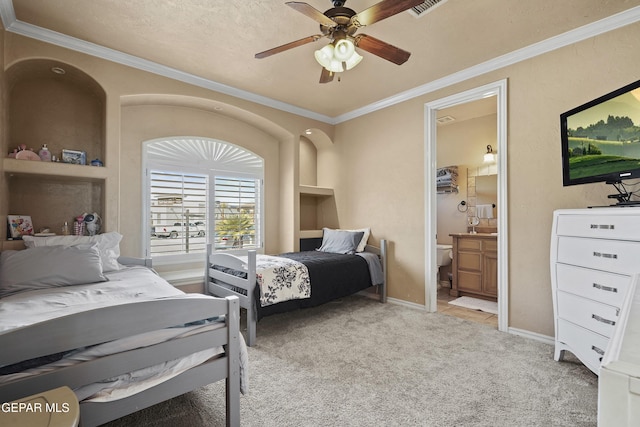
[1,240,27,251]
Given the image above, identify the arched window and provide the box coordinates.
[143,137,264,263]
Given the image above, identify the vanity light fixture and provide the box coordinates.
[484,144,496,163]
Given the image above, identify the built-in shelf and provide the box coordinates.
[299,185,334,197]
[1,240,26,251]
[3,158,108,181]
[300,229,323,239]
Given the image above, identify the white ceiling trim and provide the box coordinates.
[334,5,640,123]
[1,0,639,125]
[0,0,333,124]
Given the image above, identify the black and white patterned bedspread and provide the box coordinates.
[255,255,311,307]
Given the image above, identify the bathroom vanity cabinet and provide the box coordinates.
[449,233,497,301]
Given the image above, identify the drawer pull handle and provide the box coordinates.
[592,283,618,293]
[592,314,616,326]
[590,224,615,230]
[592,251,618,259]
[591,345,605,356]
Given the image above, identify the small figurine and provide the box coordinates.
[84,212,101,236]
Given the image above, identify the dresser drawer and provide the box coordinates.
[555,263,630,308]
[556,236,640,274]
[557,318,609,372]
[557,291,619,337]
[556,213,640,240]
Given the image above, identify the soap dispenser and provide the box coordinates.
[38,144,52,162]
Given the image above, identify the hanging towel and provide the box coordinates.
[476,204,494,219]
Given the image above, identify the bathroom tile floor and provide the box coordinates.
[437,285,498,328]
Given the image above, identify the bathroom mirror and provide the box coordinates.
[476,174,497,218]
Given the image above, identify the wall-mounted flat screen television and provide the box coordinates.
[561,79,640,188]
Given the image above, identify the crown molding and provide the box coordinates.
[1,0,639,125]
[0,0,334,124]
[334,5,640,123]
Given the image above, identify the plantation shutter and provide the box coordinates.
[214,176,261,249]
[144,137,264,260]
[149,170,208,256]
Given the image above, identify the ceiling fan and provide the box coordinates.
[255,0,424,83]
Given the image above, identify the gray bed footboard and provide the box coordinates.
[206,244,258,346]
[0,294,241,427]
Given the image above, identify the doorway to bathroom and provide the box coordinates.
[424,80,508,332]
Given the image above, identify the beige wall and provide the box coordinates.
[2,20,640,337]
[327,22,640,336]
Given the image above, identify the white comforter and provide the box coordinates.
[0,265,248,400]
[250,254,311,307]
[0,266,183,332]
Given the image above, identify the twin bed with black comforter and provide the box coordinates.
[206,228,387,346]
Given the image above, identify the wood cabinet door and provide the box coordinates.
[483,250,498,296]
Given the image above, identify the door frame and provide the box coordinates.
[424,79,509,332]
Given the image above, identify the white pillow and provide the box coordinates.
[0,244,108,298]
[22,232,122,272]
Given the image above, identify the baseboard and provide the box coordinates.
[386,296,430,311]
[507,327,554,345]
[388,295,556,345]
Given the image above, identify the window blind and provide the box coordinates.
[214,176,261,250]
[149,171,208,256]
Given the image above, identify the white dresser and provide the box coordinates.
[550,207,640,375]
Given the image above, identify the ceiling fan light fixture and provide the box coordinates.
[314,44,335,69]
[344,50,363,70]
[315,39,362,73]
[327,59,346,73]
[333,38,355,61]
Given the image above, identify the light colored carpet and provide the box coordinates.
[448,296,499,314]
[104,295,597,427]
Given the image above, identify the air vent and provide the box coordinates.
[436,115,455,125]
[408,0,447,18]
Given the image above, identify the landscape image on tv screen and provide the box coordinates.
[566,87,640,182]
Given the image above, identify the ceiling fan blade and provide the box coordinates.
[351,0,424,27]
[319,67,334,84]
[354,34,411,65]
[286,2,337,28]
[255,35,322,59]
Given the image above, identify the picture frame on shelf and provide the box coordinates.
[7,215,34,239]
[62,149,87,165]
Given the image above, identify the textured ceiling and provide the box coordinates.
[7,0,640,118]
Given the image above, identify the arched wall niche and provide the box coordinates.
[120,94,294,143]
[5,58,106,160]
[2,58,107,242]
[303,128,333,150]
[119,93,297,255]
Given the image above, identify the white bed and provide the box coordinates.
[0,233,246,427]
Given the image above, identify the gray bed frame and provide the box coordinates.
[206,239,388,347]
[0,256,241,427]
